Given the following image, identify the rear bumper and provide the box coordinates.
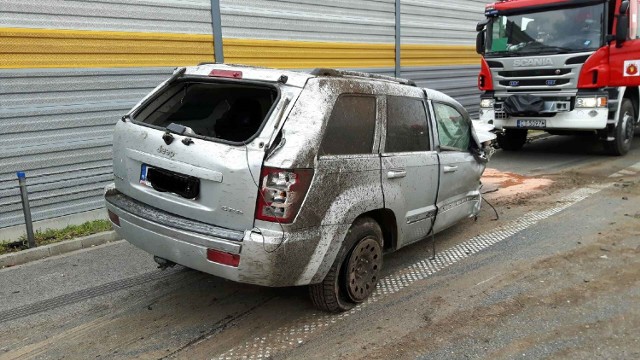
[105,188,328,287]
[480,108,608,130]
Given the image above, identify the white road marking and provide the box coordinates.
[628,162,640,171]
[474,275,499,287]
[609,161,640,178]
[215,184,608,360]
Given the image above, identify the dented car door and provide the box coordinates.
[429,101,484,233]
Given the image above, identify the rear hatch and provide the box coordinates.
[111,67,304,231]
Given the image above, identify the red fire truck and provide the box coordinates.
[476,0,640,155]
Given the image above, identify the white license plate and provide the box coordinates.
[517,119,546,128]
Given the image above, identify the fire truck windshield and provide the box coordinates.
[485,4,605,57]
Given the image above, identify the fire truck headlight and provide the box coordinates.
[576,96,607,108]
[480,98,495,108]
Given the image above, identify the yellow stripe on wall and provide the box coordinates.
[0,27,478,69]
[223,38,395,69]
[1,27,214,68]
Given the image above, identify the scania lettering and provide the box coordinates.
[513,58,554,67]
[476,0,640,155]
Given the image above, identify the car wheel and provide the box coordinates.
[605,99,634,156]
[309,217,383,313]
[497,129,527,151]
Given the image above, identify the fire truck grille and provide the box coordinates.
[499,79,571,87]
[498,69,571,77]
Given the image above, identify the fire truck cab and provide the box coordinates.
[476,0,640,155]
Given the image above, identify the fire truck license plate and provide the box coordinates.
[517,119,546,128]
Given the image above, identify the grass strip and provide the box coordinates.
[0,220,113,255]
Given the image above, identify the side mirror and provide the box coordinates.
[620,0,630,14]
[476,31,486,54]
[476,18,490,32]
[616,13,629,47]
[616,0,630,47]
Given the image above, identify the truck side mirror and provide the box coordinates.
[616,1,630,47]
[620,0,630,14]
[476,31,486,54]
[476,18,490,32]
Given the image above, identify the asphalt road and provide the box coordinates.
[0,135,639,360]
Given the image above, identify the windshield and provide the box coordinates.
[485,4,605,57]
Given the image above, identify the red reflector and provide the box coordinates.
[209,69,243,79]
[207,249,240,267]
[107,210,120,226]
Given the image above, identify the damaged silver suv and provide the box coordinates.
[105,64,489,312]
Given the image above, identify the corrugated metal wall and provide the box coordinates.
[0,68,174,229]
[218,0,397,69]
[0,0,213,230]
[403,66,481,115]
[401,0,488,45]
[1,1,213,33]
[0,0,485,235]
[400,0,486,115]
[220,0,396,43]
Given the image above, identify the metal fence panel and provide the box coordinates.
[220,0,396,43]
[0,68,173,229]
[0,0,213,34]
[399,0,484,116]
[401,0,487,45]
[402,66,480,116]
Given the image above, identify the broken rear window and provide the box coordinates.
[133,80,278,143]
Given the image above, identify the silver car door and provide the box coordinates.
[380,95,439,248]
[430,101,484,233]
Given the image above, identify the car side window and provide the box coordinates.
[433,102,471,151]
[319,95,377,155]
[385,96,430,152]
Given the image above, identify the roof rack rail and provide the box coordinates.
[310,68,417,86]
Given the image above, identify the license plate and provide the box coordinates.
[516,119,546,128]
[140,164,200,199]
[140,164,152,187]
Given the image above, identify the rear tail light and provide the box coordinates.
[207,249,240,267]
[107,210,120,227]
[255,167,314,223]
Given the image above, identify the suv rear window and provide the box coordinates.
[133,80,278,143]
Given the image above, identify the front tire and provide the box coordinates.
[309,217,383,313]
[605,99,634,156]
[497,129,528,151]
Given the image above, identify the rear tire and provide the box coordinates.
[497,129,528,151]
[309,217,383,313]
[604,99,634,156]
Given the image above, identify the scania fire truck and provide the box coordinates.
[476,0,640,155]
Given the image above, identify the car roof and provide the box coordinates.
[186,64,419,90]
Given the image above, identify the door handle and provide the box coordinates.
[387,169,407,179]
[443,166,458,173]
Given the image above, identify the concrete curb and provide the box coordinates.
[0,231,122,268]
